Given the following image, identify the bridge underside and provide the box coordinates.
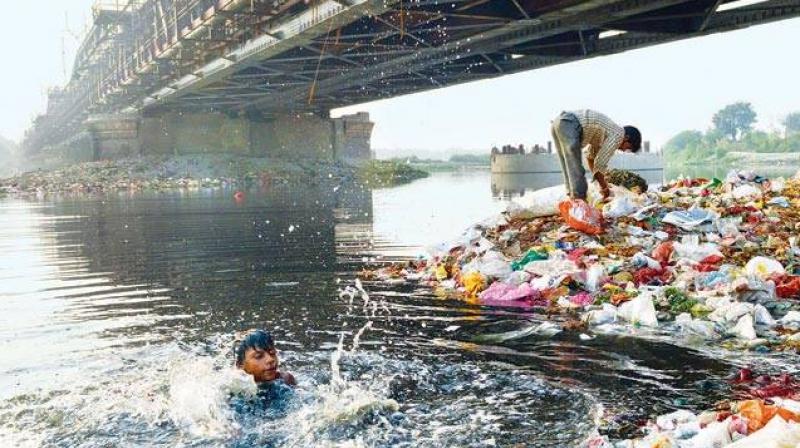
[23,0,800,154]
[154,0,800,115]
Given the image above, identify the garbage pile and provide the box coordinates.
[587,368,800,447]
[367,170,800,352]
[606,169,649,193]
[0,155,356,196]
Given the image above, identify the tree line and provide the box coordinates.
[664,102,800,164]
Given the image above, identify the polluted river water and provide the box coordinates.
[0,170,771,447]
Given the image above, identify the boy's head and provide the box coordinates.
[235,329,280,383]
[620,126,642,153]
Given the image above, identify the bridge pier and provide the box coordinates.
[84,111,374,164]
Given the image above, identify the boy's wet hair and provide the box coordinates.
[234,329,275,366]
[624,126,642,152]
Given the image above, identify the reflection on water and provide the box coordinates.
[0,173,743,447]
[491,170,666,199]
[664,162,800,181]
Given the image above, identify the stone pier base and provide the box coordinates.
[84,111,374,164]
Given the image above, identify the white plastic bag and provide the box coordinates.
[662,206,717,230]
[584,304,618,325]
[770,177,786,193]
[511,184,603,218]
[687,418,732,448]
[745,256,785,279]
[675,313,718,339]
[732,184,762,200]
[617,293,659,327]
[464,251,512,279]
[726,416,800,448]
[584,264,606,292]
[602,196,638,219]
[731,314,757,340]
[673,239,723,263]
[753,304,776,326]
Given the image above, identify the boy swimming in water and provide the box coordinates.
[235,329,296,386]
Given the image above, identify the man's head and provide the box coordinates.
[235,329,280,382]
[620,126,642,153]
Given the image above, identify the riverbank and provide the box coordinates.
[0,155,430,196]
[363,169,800,444]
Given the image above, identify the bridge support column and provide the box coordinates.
[86,111,374,164]
[332,112,375,163]
[85,113,141,158]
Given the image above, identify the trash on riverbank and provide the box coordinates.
[365,169,800,354]
[0,155,360,196]
[587,368,800,447]
[606,169,649,193]
[356,160,430,187]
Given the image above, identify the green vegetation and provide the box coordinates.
[606,169,648,192]
[664,103,800,165]
[358,160,430,187]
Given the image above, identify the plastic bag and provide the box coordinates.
[510,185,568,218]
[745,256,785,280]
[753,304,776,326]
[736,400,800,433]
[732,184,763,200]
[462,272,485,297]
[673,238,723,263]
[569,291,594,307]
[585,264,606,292]
[731,314,757,340]
[662,206,716,231]
[772,274,800,298]
[770,177,786,193]
[767,197,790,208]
[585,303,618,325]
[558,199,603,235]
[465,251,512,279]
[617,293,659,327]
[602,196,638,219]
[511,249,548,271]
[687,419,732,448]
[675,313,718,339]
[727,415,800,447]
[479,281,539,303]
[651,241,674,265]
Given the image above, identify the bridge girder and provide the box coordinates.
[24,0,800,153]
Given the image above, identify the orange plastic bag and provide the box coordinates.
[558,199,604,235]
[737,399,800,432]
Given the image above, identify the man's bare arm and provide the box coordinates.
[595,171,610,199]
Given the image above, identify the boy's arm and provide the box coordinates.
[280,371,297,386]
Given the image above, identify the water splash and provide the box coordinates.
[167,357,257,438]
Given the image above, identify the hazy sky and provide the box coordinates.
[1,1,799,153]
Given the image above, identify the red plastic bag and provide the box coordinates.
[696,254,724,272]
[558,199,603,235]
[771,274,800,299]
[651,241,674,265]
[633,267,672,286]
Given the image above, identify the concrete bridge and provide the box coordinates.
[23,0,800,163]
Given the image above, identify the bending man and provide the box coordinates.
[550,110,641,201]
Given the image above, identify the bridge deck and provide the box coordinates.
[24,0,800,152]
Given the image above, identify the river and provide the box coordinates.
[0,168,779,447]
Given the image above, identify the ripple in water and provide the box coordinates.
[0,329,598,448]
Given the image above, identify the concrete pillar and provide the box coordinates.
[332,112,374,164]
[87,111,374,163]
[85,113,141,159]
